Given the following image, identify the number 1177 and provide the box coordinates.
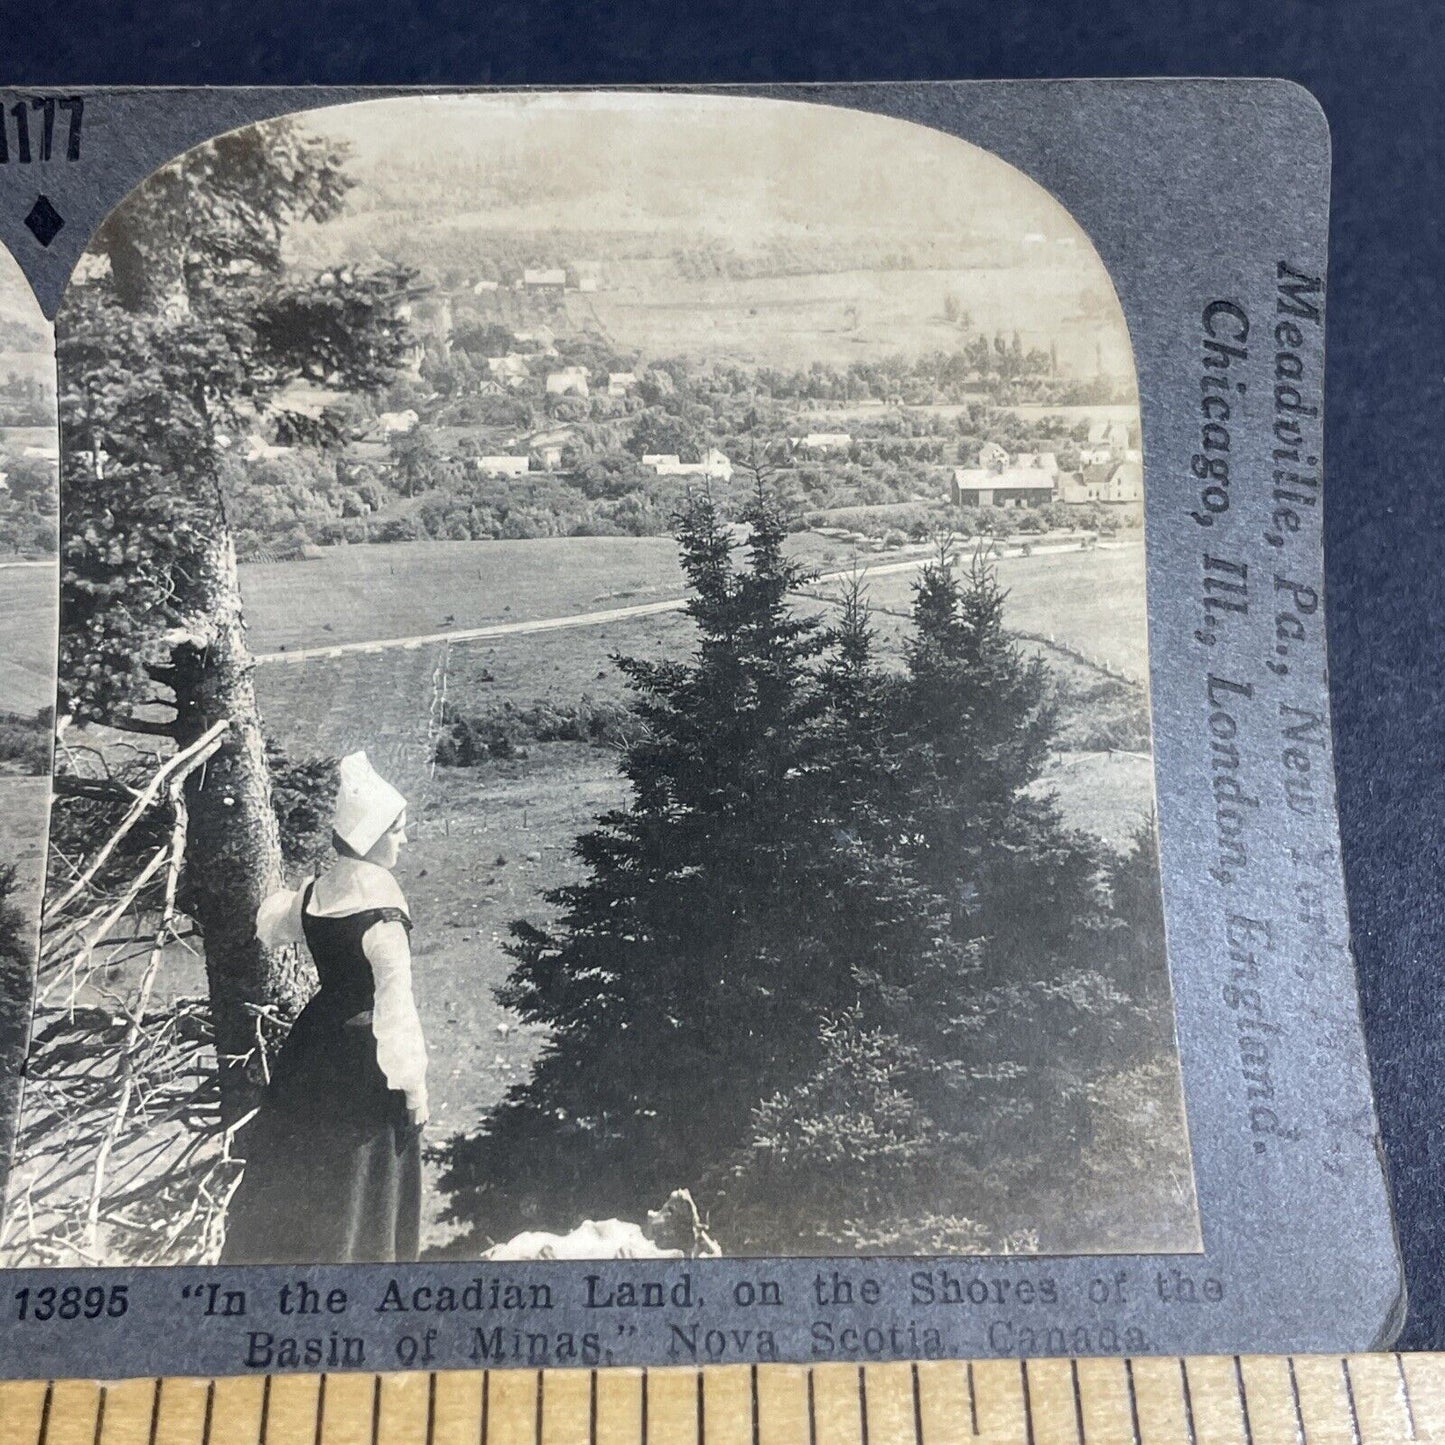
[1,97,84,164]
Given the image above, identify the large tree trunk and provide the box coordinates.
[101,208,304,1125]
[171,527,309,1124]
[103,222,191,321]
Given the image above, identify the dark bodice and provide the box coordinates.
[297,880,411,1023]
[222,881,422,1266]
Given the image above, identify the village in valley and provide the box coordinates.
[230,255,1143,570]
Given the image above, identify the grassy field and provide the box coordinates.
[855,542,1149,680]
[0,564,56,715]
[0,776,49,912]
[585,262,1132,375]
[246,530,1160,1247]
[241,538,686,653]
[240,533,1147,664]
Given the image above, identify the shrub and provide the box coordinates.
[1051,675,1150,753]
[434,697,643,766]
[0,710,50,776]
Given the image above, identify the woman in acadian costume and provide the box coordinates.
[222,752,429,1264]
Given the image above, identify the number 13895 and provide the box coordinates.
[14,1284,127,1321]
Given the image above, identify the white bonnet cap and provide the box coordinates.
[333,751,407,855]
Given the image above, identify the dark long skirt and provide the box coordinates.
[221,1004,421,1265]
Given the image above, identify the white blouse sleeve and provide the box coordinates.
[363,919,429,1112]
[255,885,308,949]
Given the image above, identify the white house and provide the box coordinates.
[977,440,1009,469]
[523,268,567,288]
[608,372,637,397]
[545,367,590,398]
[472,279,500,294]
[578,276,599,293]
[646,447,733,482]
[1061,460,1143,507]
[798,432,852,452]
[376,409,420,436]
[1105,460,1144,503]
[474,455,530,478]
[244,434,295,462]
[1078,445,1113,467]
[487,355,531,386]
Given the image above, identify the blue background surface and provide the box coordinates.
[4,0,1441,1347]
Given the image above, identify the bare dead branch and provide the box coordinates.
[85,790,188,1255]
[47,719,229,919]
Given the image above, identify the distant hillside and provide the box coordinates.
[269,93,1132,375]
[0,259,49,356]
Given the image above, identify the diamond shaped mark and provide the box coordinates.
[24,195,64,248]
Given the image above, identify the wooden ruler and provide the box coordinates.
[0,1356,1441,1443]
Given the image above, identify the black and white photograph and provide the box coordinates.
[1,91,1198,1269]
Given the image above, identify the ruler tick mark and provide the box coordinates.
[590,1370,598,1445]
[1124,1359,1141,1445]
[1287,1356,1306,1444]
[750,1364,760,1445]
[149,1377,163,1445]
[966,1362,978,1436]
[480,1370,490,1445]
[1020,1361,1036,1445]
[201,1380,215,1445]
[806,1368,817,1445]
[313,1375,327,1445]
[1396,1353,1419,1440]
[92,1385,106,1445]
[1341,1359,1363,1445]
[1179,1359,1198,1445]
[371,1374,383,1445]
[37,1382,54,1445]
[641,1367,649,1445]
[1070,1359,1085,1445]
[1233,1357,1254,1445]
[859,1365,870,1445]
[259,1374,272,1445]
[696,1369,705,1445]
[912,1362,924,1445]
[535,1370,544,1445]
[426,1374,437,1445]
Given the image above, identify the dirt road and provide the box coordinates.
[256,539,1135,664]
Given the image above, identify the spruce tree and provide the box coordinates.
[725,545,1127,1252]
[439,492,943,1242]
[896,544,1105,973]
[886,544,1122,1211]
